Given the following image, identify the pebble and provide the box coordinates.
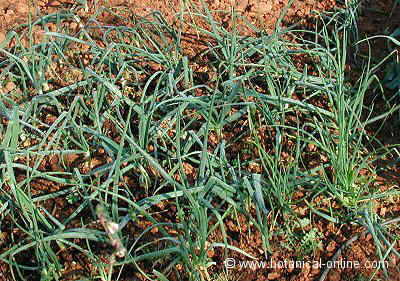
[328,270,341,281]
[326,240,337,252]
[5,81,16,92]
[307,143,316,152]
[69,22,78,30]
[267,272,281,280]
[48,0,61,7]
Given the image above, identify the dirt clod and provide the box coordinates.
[5,81,16,92]
[328,270,341,281]
[267,272,281,280]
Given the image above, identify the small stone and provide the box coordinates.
[38,0,47,7]
[320,154,328,162]
[47,23,56,32]
[42,82,50,92]
[106,222,119,235]
[69,22,78,30]
[80,44,90,52]
[45,114,57,124]
[5,81,16,92]
[390,254,397,265]
[328,270,341,281]
[207,248,215,258]
[307,143,316,151]
[63,153,81,166]
[47,0,61,7]
[326,240,337,252]
[267,272,281,280]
